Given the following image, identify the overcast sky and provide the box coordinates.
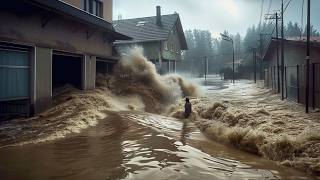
[113,0,320,37]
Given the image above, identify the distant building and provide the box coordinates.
[0,0,131,119]
[225,59,243,69]
[263,37,320,108]
[113,6,188,74]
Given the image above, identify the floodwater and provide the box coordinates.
[0,76,316,180]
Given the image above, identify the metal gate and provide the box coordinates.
[311,63,320,108]
[284,65,300,102]
[0,43,30,119]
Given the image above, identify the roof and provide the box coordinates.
[226,59,243,65]
[286,36,320,43]
[113,14,188,50]
[263,37,320,61]
[0,0,131,41]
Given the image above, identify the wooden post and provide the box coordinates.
[285,66,287,98]
[254,49,257,83]
[281,0,285,100]
[271,67,273,89]
[297,65,300,103]
[274,66,276,90]
[276,12,280,93]
[312,63,315,109]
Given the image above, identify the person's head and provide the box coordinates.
[185,98,190,103]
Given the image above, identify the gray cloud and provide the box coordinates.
[113,0,320,36]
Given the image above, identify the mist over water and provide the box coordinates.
[110,47,200,113]
[0,47,200,146]
[0,48,318,179]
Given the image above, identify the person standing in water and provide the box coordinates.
[184,98,192,118]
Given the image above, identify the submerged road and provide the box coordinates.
[0,76,316,180]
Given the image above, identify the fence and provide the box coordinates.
[265,62,320,109]
[312,63,320,108]
[265,66,280,91]
[284,65,300,102]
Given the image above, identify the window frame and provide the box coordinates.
[84,0,103,18]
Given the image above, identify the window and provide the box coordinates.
[164,41,168,50]
[0,49,30,100]
[84,0,103,18]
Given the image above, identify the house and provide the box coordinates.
[225,59,243,69]
[263,37,320,108]
[113,6,188,74]
[0,0,131,119]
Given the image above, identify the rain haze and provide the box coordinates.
[1,0,320,179]
[114,0,320,36]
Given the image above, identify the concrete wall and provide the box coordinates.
[0,11,112,58]
[265,41,320,67]
[103,0,113,22]
[34,47,52,113]
[83,55,96,90]
[0,5,111,115]
[264,41,320,107]
[63,0,82,8]
[62,0,112,22]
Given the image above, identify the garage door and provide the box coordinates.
[0,46,30,118]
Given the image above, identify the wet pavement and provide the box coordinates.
[0,76,317,180]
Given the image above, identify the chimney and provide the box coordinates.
[156,6,162,26]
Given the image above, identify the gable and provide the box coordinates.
[113,14,187,50]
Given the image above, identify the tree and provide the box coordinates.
[234,33,242,57]
[243,25,259,53]
[285,21,302,37]
[303,25,320,36]
[180,29,214,75]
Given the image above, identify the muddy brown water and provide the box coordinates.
[0,111,315,180]
[0,76,317,180]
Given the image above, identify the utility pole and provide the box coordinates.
[232,43,235,84]
[305,0,311,113]
[220,33,235,84]
[204,56,208,80]
[265,12,280,93]
[259,33,263,80]
[281,0,285,100]
[253,48,256,83]
[191,58,194,78]
[276,12,280,93]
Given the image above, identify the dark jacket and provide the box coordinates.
[184,102,192,118]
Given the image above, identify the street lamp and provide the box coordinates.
[220,33,235,84]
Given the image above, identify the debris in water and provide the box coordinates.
[109,47,200,113]
[0,47,200,146]
[167,79,320,175]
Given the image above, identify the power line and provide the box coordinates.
[267,0,273,15]
[259,0,265,29]
[284,0,292,13]
[300,0,305,38]
[265,0,273,24]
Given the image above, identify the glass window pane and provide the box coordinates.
[92,0,97,16]
[0,50,29,100]
[0,50,29,66]
[85,0,90,11]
